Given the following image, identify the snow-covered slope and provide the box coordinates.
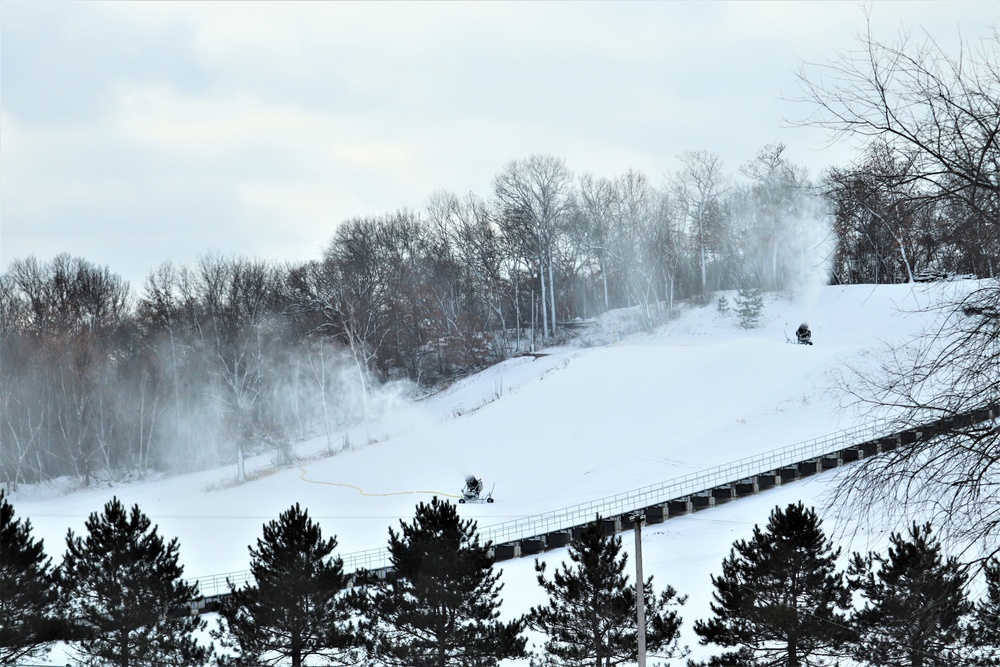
[10,282,969,664]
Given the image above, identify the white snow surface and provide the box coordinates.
[10,281,975,664]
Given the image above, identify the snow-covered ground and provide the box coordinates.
[10,281,970,664]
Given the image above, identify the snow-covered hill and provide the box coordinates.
[10,281,971,664]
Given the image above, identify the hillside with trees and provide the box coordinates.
[1,135,991,490]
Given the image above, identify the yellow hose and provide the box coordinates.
[299,467,461,499]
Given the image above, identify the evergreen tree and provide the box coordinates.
[967,558,1000,666]
[0,490,60,666]
[358,496,525,667]
[848,521,971,667]
[734,286,764,329]
[213,503,358,667]
[527,516,686,667]
[693,502,853,667]
[58,497,210,667]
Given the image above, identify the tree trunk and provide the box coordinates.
[548,251,558,334]
[538,256,549,339]
[513,272,522,353]
[600,252,610,310]
[292,628,302,667]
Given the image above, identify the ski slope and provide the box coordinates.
[9,281,969,664]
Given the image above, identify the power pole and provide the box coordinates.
[631,511,647,667]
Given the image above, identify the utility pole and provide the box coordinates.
[631,511,646,667]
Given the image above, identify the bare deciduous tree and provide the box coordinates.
[797,20,1000,277]
[825,142,943,284]
[612,169,662,329]
[672,151,729,299]
[494,154,574,339]
[800,24,1000,558]
[576,173,618,312]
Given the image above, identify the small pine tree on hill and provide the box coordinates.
[58,497,210,667]
[848,521,972,667]
[214,503,358,667]
[693,502,853,666]
[358,496,525,667]
[528,516,687,667]
[0,490,60,666]
[734,286,764,329]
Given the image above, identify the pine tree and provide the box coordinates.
[358,496,526,667]
[213,502,358,667]
[58,497,210,667]
[527,517,686,667]
[0,490,60,666]
[734,286,764,329]
[967,558,1000,666]
[693,502,853,667]
[848,521,971,667]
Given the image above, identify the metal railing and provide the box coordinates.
[478,417,892,546]
[195,570,253,599]
[194,416,894,599]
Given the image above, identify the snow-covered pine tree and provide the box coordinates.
[213,503,358,667]
[58,497,210,667]
[693,502,853,667]
[358,496,525,667]
[528,516,686,667]
[734,286,764,329]
[967,558,1000,666]
[0,490,60,666]
[848,521,971,667]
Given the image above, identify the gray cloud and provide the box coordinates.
[1,0,995,288]
[2,2,207,125]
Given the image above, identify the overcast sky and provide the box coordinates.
[2,1,998,288]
